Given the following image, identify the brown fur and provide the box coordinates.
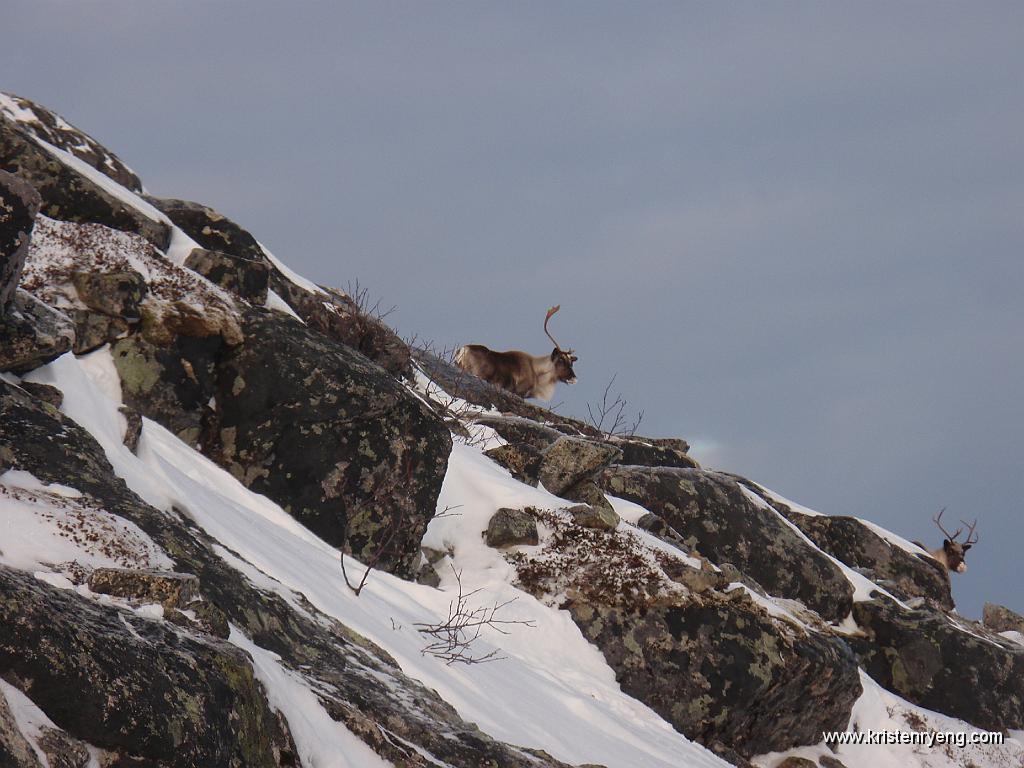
[455,344,576,401]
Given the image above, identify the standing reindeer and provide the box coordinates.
[454,306,578,401]
[915,508,978,574]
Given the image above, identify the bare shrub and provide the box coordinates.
[584,373,644,437]
[414,565,536,665]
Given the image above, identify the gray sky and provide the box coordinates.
[5,2,1022,618]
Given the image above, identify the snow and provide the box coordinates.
[0,468,171,575]
[0,91,40,124]
[265,288,304,321]
[30,349,728,768]
[753,670,1024,768]
[0,679,103,768]
[258,240,326,295]
[740,484,905,606]
[231,627,391,768]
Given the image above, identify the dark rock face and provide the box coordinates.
[112,333,223,445]
[184,247,270,303]
[0,117,168,249]
[146,196,265,261]
[600,466,854,623]
[0,169,41,314]
[0,290,74,374]
[851,599,1024,731]
[508,508,861,759]
[212,308,450,576]
[569,596,860,759]
[764,503,953,610]
[0,379,571,768]
[271,279,413,378]
[0,566,294,768]
[473,415,565,449]
[983,602,1024,634]
[486,508,540,548]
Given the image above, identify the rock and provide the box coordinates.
[112,333,222,445]
[567,504,619,531]
[145,196,266,262]
[70,269,147,319]
[983,602,1024,634]
[484,442,544,486]
[271,279,412,378]
[68,308,129,353]
[0,685,42,768]
[87,567,199,608]
[0,116,168,249]
[818,756,849,768]
[559,477,616,514]
[184,247,269,304]
[538,437,621,496]
[119,405,143,453]
[0,92,142,192]
[742,484,954,610]
[0,169,41,315]
[508,508,861,758]
[472,415,565,449]
[0,290,74,374]
[776,758,817,768]
[600,466,854,622]
[35,727,91,768]
[610,435,699,469]
[850,598,1024,731]
[19,381,63,409]
[486,508,540,548]
[144,196,410,376]
[0,565,295,767]
[212,308,451,577]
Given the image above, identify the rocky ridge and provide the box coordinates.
[1,92,1022,768]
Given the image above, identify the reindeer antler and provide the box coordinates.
[933,507,963,541]
[544,305,562,350]
[960,518,979,546]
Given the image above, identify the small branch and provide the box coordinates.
[413,565,536,665]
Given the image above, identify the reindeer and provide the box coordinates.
[454,306,578,401]
[915,508,978,574]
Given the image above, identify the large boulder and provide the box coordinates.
[210,308,450,576]
[537,437,621,495]
[609,435,700,469]
[599,466,855,622]
[508,507,861,759]
[851,599,1024,731]
[0,169,41,314]
[0,566,295,767]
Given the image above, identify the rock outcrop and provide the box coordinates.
[600,466,855,622]
[507,507,862,759]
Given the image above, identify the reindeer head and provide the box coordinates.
[933,508,978,573]
[544,305,577,384]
